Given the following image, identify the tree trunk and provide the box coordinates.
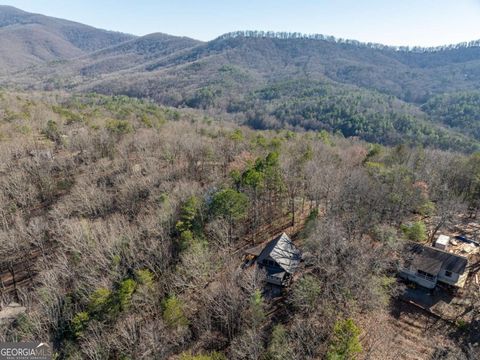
[429,220,445,244]
[291,195,295,227]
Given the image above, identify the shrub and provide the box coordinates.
[16,125,31,134]
[88,288,112,315]
[250,289,265,326]
[179,230,194,249]
[401,221,427,242]
[418,200,435,216]
[306,208,319,222]
[118,279,137,310]
[327,318,362,360]
[176,196,202,248]
[290,275,322,312]
[179,352,226,360]
[318,129,333,146]
[267,324,293,360]
[456,319,469,331]
[284,130,296,140]
[140,114,153,128]
[374,275,398,305]
[71,312,90,337]
[186,87,218,109]
[85,279,139,322]
[135,269,154,289]
[372,225,399,247]
[162,295,189,328]
[43,119,61,143]
[52,105,83,124]
[229,129,244,142]
[365,143,382,160]
[177,196,201,230]
[106,119,132,134]
[15,314,35,337]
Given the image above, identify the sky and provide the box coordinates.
[2,0,480,46]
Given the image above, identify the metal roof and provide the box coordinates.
[406,243,468,276]
[257,233,301,274]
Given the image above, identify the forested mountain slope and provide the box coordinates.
[2,8,480,151]
[0,5,135,73]
[52,32,480,104]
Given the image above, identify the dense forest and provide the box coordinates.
[226,79,478,151]
[422,92,480,140]
[0,91,479,359]
[2,6,480,360]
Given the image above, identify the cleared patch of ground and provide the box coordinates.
[360,300,464,360]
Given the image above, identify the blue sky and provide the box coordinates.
[2,0,480,46]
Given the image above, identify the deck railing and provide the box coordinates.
[399,267,436,283]
[414,271,436,283]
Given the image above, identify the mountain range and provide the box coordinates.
[2,5,480,151]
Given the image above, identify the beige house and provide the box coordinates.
[399,243,469,289]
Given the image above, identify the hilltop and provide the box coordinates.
[0,5,136,73]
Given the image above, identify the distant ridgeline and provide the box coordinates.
[216,30,480,53]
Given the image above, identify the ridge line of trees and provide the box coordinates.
[215,30,480,53]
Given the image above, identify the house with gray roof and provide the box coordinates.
[245,233,301,286]
[399,243,469,289]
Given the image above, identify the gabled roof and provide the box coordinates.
[405,243,468,276]
[257,233,301,274]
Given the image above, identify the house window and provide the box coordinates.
[445,271,452,277]
[263,259,277,267]
[417,270,435,281]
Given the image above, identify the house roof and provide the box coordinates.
[244,243,265,257]
[405,243,468,276]
[257,233,301,274]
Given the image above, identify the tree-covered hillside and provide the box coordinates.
[2,8,480,151]
[0,5,135,73]
[7,31,477,151]
[422,91,480,140]
[227,79,478,151]
[79,32,480,104]
[1,91,480,359]
[2,7,480,360]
